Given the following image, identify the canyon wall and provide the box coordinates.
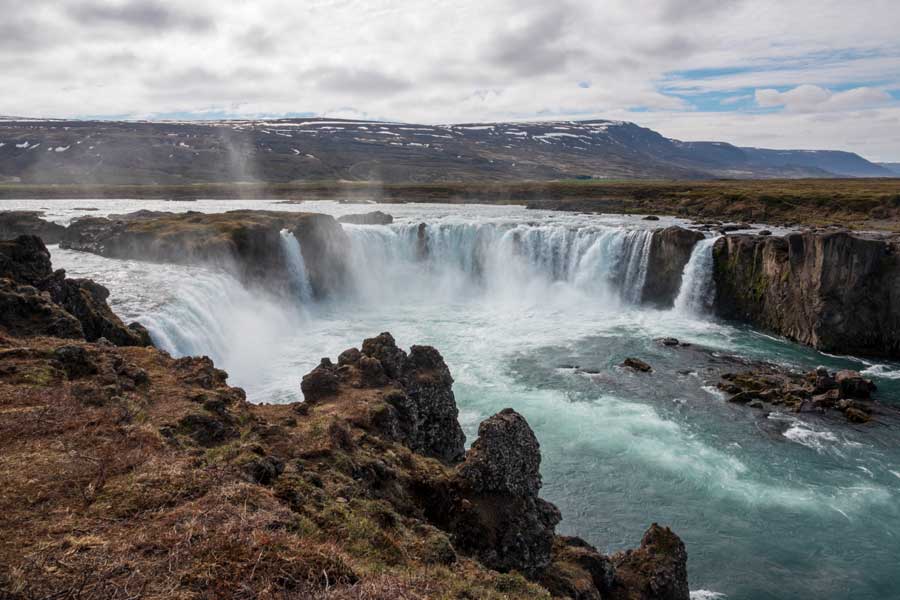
[712,232,900,358]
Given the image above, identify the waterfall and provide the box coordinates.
[279,229,314,302]
[673,236,719,315]
[342,222,658,304]
[140,267,305,399]
[619,229,653,303]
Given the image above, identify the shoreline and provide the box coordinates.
[2,178,900,231]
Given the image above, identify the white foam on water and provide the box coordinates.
[783,422,839,453]
[690,591,727,600]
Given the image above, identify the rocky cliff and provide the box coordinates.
[0,240,690,599]
[712,231,900,358]
[59,209,350,297]
[642,227,705,307]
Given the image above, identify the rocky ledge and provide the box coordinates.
[0,241,689,599]
[58,209,350,297]
[719,365,877,423]
[713,231,900,359]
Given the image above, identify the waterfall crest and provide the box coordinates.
[673,236,719,315]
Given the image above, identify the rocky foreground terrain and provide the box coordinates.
[0,234,689,599]
[0,117,893,185]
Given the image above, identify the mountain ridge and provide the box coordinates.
[0,117,892,184]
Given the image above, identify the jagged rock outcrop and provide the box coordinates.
[302,332,466,463]
[337,211,394,225]
[609,524,690,600]
[0,235,149,346]
[718,364,877,423]
[713,232,900,358]
[449,408,561,576]
[60,210,351,297]
[0,211,66,244]
[642,227,704,307]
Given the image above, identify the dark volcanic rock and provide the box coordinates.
[0,235,150,346]
[451,408,561,577]
[337,211,394,225]
[0,211,66,244]
[717,364,877,423]
[712,232,900,358]
[458,408,542,497]
[300,332,466,463]
[0,234,54,285]
[300,358,341,403]
[0,279,85,340]
[642,227,705,307]
[610,524,690,600]
[622,357,653,373]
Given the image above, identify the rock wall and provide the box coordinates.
[60,210,350,297]
[642,226,705,307]
[712,231,900,358]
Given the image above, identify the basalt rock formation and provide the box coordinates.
[718,365,878,423]
[0,210,67,243]
[302,331,466,463]
[642,226,704,307]
[712,231,900,359]
[0,235,150,346]
[60,209,350,297]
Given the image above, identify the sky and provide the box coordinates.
[2,0,900,160]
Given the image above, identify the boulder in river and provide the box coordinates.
[622,357,653,373]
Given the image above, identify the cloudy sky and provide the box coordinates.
[3,0,899,160]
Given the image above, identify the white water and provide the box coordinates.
[674,236,719,315]
[279,228,314,302]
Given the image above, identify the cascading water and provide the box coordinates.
[279,229,314,302]
[673,236,719,315]
[342,222,657,304]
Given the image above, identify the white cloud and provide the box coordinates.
[0,0,898,158]
[755,85,892,113]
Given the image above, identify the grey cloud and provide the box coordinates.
[67,0,214,32]
[306,67,412,96]
[659,0,743,22]
[485,5,584,77]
